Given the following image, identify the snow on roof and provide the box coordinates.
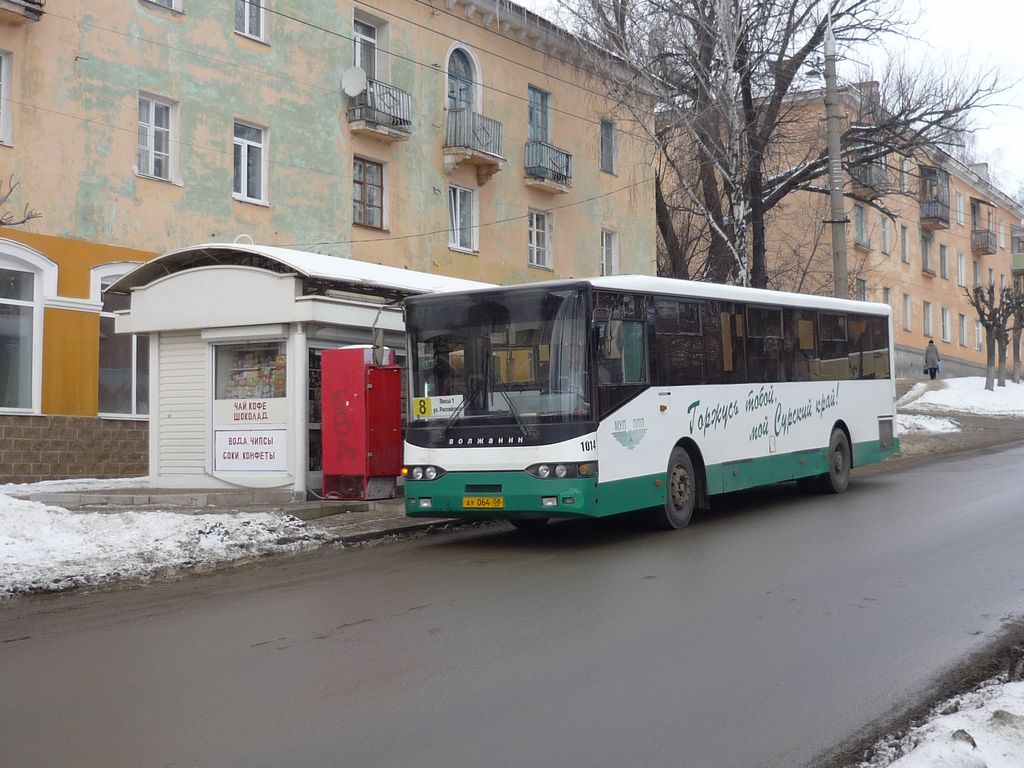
[106,243,495,297]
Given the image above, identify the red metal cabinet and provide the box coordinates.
[321,347,402,499]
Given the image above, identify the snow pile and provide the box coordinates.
[896,414,961,435]
[0,493,333,597]
[857,680,1024,768]
[0,476,149,495]
[911,378,1024,416]
[897,383,930,408]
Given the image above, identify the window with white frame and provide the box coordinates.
[0,50,11,146]
[600,119,615,174]
[973,259,980,287]
[923,300,932,337]
[235,0,265,40]
[920,234,933,273]
[900,158,910,192]
[0,266,34,409]
[0,243,54,413]
[854,205,868,247]
[601,229,618,276]
[136,93,175,181]
[956,191,964,225]
[998,219,1005,248]
[855,278,867,301]
[901,225,909,263]
[447,184,476,251]
[528,210,552,268]
[958,313,967,346]
[902,293,911,331]
[939,244,948,279]
[94,268,149,417]
[975,320,983,351]
[233,121,267,203]
[353,157,383,229]
[989,267,994,286]
[882,287,891,306]
[144,0,180,10]
[957,252,966,287]
[881,216,890,254]
[940,307,950,342]
[353,18,378,79]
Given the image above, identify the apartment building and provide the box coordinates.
[767,86,1024,378]
[0,0,657,482]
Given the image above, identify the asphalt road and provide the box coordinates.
[3,442,1024,768]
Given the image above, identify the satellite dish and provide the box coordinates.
[342,66,368,97]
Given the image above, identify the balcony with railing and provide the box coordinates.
[347,80,412,142]
[443,108,505,185]
[0,0,44,23]
[971,228,997,256]
[919,166,950,230]
[849,161,888,200]
[524,141,573,193]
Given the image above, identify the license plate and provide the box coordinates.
[463,496,504,509]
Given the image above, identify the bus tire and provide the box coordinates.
[818,427,851,494]
[653,446,696,530]
[510,518,549,532]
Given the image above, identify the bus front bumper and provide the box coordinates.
[405,471,599,520]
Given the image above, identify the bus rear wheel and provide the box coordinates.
[818,427,851,494]
[652,446,696,530]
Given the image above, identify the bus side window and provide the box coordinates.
[705,302,746,384]
[784,308,816,383]
[817,313,848,381]
[654,298,704,385]
[870,315,891,380]
[746,306,783,383]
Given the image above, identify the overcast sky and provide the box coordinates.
[520,0,1024,196]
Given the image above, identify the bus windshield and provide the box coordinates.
[406,287,590,425]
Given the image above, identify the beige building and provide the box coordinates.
[0,0,657,482]
[767,87,1024,377]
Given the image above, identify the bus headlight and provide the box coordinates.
[424,466,438,480]
[537,464,551,478]
[526,462,598,479]
[554,464,568,478]
[412,467,424,480]
[403,466,447,481]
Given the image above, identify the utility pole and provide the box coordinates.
[823,16,848,299]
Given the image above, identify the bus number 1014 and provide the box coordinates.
[580,439,597,452]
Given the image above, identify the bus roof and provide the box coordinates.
[406,275,892,316]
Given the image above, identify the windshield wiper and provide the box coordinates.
[488,361,536,439]
[440,378,483,440]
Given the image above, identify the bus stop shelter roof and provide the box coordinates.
[106,243,495,299]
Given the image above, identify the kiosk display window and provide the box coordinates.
[215,342,286,399]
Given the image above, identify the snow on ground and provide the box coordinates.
[0,476,149,495]
[0,493,332,598]
[909,377,1024,416]
[896,413,961,435]
[856,680,1024,768]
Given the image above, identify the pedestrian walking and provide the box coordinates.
[924,339,941,380]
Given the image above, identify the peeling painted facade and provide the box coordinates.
[0,0,658,482]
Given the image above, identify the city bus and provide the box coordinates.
[401,276,898,530]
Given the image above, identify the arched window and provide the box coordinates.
[447,48,474,111]
[0,239,55,412]
[91,263,148,417]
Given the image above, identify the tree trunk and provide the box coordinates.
[997,333,1008,387]
[985,331,996,391]
[655,174,687,279]
[1013,322,1022,384]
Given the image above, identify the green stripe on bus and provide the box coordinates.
[406,439,900,519]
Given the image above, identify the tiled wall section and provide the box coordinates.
[0,416,148,484]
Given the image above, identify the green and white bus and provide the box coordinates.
[401,276,898,530]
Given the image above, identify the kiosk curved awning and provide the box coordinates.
[106,243,495,299]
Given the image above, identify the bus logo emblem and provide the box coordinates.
[612,418,647,450]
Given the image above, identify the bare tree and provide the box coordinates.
[965,283,1014,391]
[0,175,42,227]
[1005,287,1024,385]
[557,0,1005,288]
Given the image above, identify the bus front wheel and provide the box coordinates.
[653,446,696,530]
[819,428,851,494]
